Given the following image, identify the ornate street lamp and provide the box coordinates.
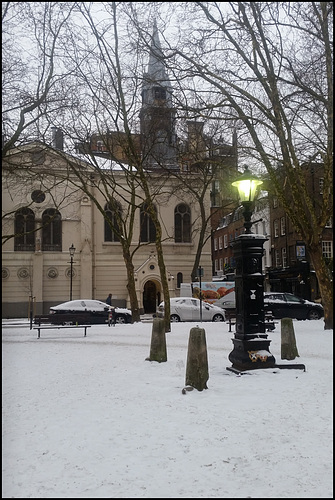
[231,166,264,234]
[227,166,276,372]
[69,243,76,301]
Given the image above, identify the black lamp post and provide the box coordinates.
[69,243,76,301]
[227,166,276,372]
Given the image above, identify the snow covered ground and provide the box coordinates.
[2,317,333,498]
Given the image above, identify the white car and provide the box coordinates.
[157,297,225,322]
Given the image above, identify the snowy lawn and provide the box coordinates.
[2,318,333,498]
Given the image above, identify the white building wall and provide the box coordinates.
[2,146,213,317]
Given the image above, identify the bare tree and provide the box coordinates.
[2,2,177,328]
[165,119,238,282]
[126,8,239,283]
[2,2,76,155]
[5,2,331,329]
[2,3,84,253]
[138,1,333,329]
[47,2,177,328]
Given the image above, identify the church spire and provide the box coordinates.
[146,20,171,87]
[140,21,177,168]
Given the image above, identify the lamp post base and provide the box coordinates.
[228,337,276,371]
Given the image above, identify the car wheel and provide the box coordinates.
[115,315,126,324]
[170,314,180,322]
[307,310,321,320]
[213,314,224,322]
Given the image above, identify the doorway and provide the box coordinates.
[143,280,159,314]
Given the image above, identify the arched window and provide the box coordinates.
[104,203,121,242]
[177,272,183,289]
[42,209,62,251]
[140,203,156,243]
[175,204,191,243]
[14,208,35,251]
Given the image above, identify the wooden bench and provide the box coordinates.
[34,315,52,325]
[33,324,91,339]
[34,313,94,325]
[224,309,277,332]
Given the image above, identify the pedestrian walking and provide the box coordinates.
[106,294,115,326]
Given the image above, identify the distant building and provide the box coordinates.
[212,195,271,284]
[212,163,333,302]
[267,165,333,301]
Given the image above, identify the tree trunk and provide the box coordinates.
[123,248,141,323]
[308,243,333,330]
[155,231,171,333]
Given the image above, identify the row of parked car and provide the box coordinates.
[44,292,324,325]
[156,293,324,322]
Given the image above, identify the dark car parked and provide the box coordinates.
[264,292,324,320]
[47,299,132,325]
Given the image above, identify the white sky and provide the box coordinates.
[2,317,333,498]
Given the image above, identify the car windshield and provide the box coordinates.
[284,294,303,303]
[264,294,284,302]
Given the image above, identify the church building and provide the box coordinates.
[2,24,237,318]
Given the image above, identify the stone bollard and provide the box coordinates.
[185,326,209,391]
[146,317,167,363]
[281,317,300,360]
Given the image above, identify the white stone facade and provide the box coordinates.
[2,145,213,318]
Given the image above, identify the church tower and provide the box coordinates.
[140,21,177,169]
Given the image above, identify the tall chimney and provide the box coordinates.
[187,120,205,156]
